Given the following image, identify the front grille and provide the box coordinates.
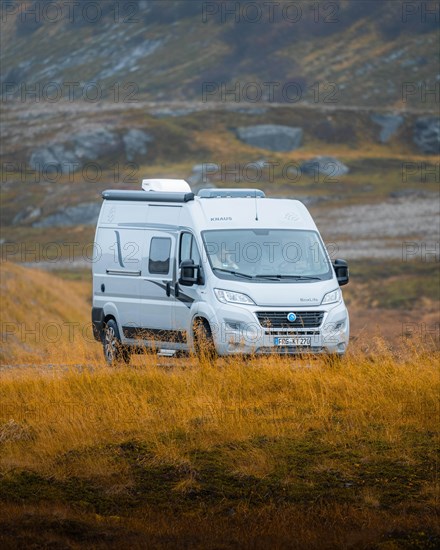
[256,311,324,329]
[264,330,319,336]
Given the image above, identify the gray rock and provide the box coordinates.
[96,39,163,80]
[226,106,268,115]
[29,145,77,174]
[371,113,404,143]
[191,163,220,175]
[188,163,219,188]
[400,58,417,68]
[72,129,121,161]
[33,202,100,227]
[250,159,269,169]
[151,107,196,118]
[300,156,349,178]
[235,125,303,152]
[12,206,41,225]
[413,117,440,154]
[29,129,124,174]
[389,189,433,199]
[123,129,153,161]
[0,60,31,85]
[401,56,427,68]
[383,49,405,63]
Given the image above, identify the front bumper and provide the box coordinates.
[210,301,349,356]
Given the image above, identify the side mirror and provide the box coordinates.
[179,259,199,286]
[333,259,349,286]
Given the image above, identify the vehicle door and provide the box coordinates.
[139,232,177,343]
[173,231,204,337]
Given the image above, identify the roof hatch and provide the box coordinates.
[142,179,191,193]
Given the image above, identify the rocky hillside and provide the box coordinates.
[1,1,438,244]
[1,1,438,109]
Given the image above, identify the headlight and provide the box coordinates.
[214,289,255,305]
[321,288,341,305]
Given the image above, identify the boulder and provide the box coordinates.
[187,163,219,190]
[123,129,153,161]
[250,159,269,169]
[235,125,303,152]
[413,117,440,154]
[389,189,433,199]
[151,107,196,118]
[29,129,123,174]
[72,129,121,161]
[300,156,349,178]
[226,106,268,115]
[33,202,101,227]
[12,206,41,225]
[29,145,77,174]
[190,163,220,175]
[370,113,404,143]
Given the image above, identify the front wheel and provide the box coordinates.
[193,319,217,363]
[103,319,131,365]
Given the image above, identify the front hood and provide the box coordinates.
[211,278,339,307]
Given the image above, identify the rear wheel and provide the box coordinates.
[193,318,217,363]
[103,319,131,365]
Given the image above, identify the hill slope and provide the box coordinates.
[0,262,95,364]
[1,0,438,110]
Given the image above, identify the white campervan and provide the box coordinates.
[92,179,349,364]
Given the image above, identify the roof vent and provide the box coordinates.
[142,179,191,193]
[198,188,265,198]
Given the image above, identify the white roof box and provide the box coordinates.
[142,179,191,193]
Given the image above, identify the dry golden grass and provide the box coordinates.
[0,346,439,548]
[1,262,439,548]
[0,261,98,365]
[1,342,438,470]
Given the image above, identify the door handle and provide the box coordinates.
[175,282,180,298]
[165,281,171,297]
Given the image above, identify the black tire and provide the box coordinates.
[103,319,131,365]
[193,318,217,363]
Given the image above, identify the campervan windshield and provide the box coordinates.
[202,229,332,281]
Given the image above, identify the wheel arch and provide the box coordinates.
[103,313,116,325]
[190,314,213,343]
[101,303,123,337]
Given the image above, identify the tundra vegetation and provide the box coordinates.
[0,262,438,549]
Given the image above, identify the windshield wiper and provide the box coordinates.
[213,268,254,279]
[256,274,321,281]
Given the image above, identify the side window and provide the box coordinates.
[149,237,171,274]
[192,239,201,265]
[179,232,201,265]
[180,233,192,263]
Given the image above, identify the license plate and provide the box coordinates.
[274,337,311,347]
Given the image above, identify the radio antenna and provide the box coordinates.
[254,190,259,221]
